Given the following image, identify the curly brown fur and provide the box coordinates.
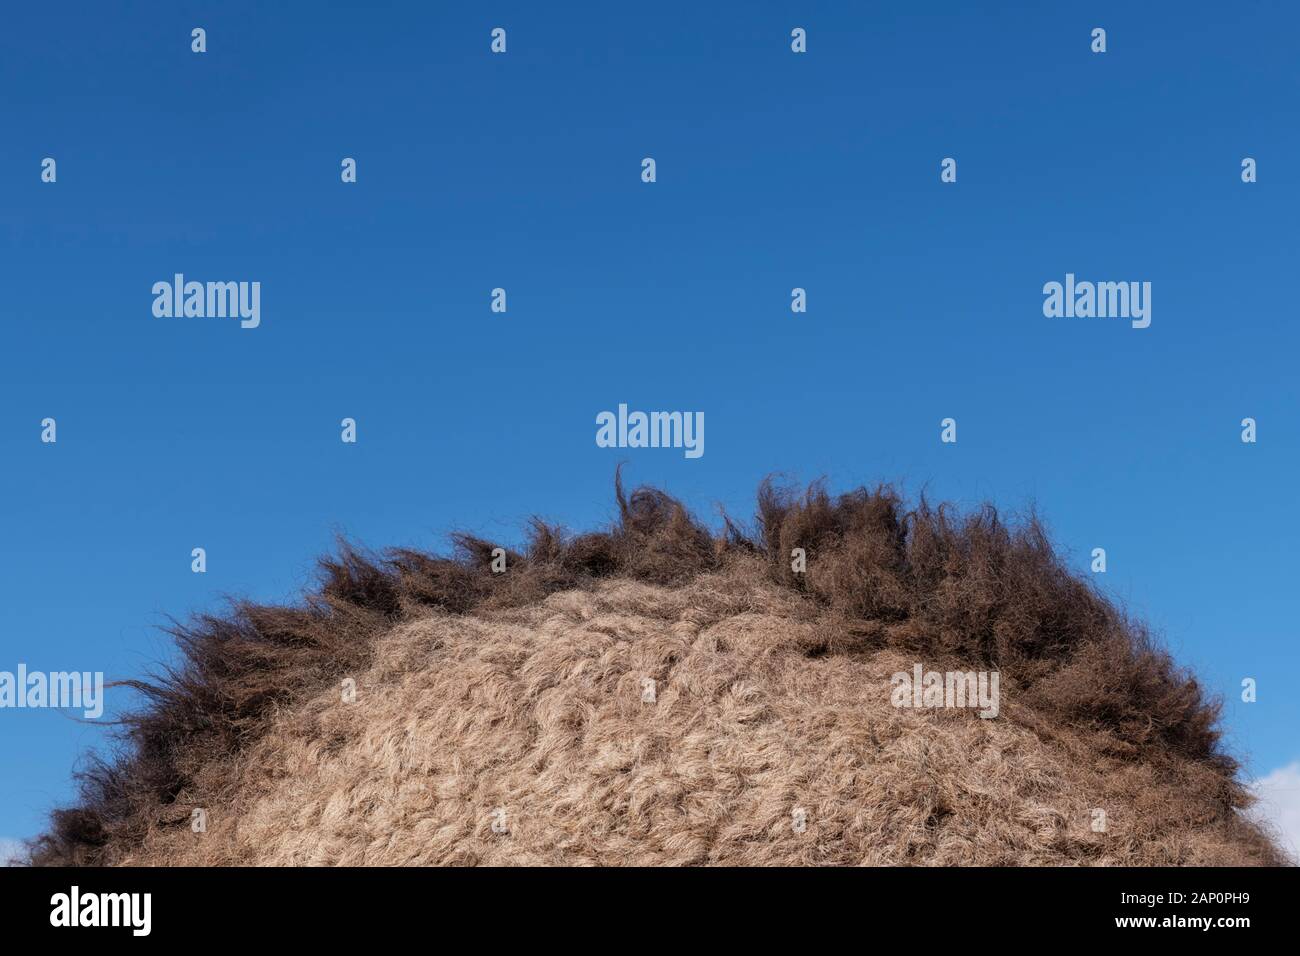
[26,471,1286,866]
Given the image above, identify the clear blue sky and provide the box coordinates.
[1,1,1296,844]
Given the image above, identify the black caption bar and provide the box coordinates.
[0,865,1291,942]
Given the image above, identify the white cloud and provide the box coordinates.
[0,838,26,867]
[1245,762,1300,864]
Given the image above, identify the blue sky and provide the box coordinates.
[1,1,1296,848]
